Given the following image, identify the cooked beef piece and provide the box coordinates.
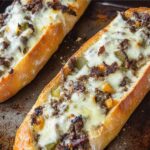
[74,81,86,92]
[31,106,43,125]
[120,76,131,87]
[98,46,105,55]
[119,39,129,51]
[90,66,104,78]
[103,62,119,75]
[47,2,76,16]
[34,106,43,116]
[133,12,150,27]
[24,0,43,14]
[3,40,10,49]
[50,100,61,116]
[78,75,88,82]
[20,36,28,45]
[56,116,90,150]
[0,57,11,68]
[95,88,111,112]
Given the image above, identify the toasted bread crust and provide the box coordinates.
[14,7,150,150]
[0,0,90,103]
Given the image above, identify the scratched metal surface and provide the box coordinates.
[0,1,150,150]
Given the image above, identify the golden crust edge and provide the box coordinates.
[14,7,150,150]
[0,0,89,103]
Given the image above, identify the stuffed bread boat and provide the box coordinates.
[14,7,150,150]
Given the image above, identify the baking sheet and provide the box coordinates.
[0,1,150,150]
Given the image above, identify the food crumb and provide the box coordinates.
[122,128,126,132]
[60,56,66,65]
[76,37,82,42]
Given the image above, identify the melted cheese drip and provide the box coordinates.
[36,12,150,149]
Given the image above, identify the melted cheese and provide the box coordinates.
[35,11,150,149]
[39,113,71,146]
[38,91,105,147]
[0,0,80,78]
[69,93,105,130]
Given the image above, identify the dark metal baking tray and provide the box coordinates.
[0,1,150,150]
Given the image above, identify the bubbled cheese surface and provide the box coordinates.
[35,12,150,149]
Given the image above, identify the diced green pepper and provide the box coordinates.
[0,70,4,76]
[76,57,87,69]
[115,50,126,62]
[17,22,30,35]
[51,86,60,98]
[120,66,128,72]
[45,143,56,150]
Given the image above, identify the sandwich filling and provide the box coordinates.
[0,0,78,78]
[30,10,150,149]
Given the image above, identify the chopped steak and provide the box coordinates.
[133,12,150,27]
[98,45,105,55]
[104,62,119,75]
[95,88,111,112]
[31,106,43,125]
[47,1,76,16]
[119,39,130,51]
[78,75,88,82]
[50,99,61,116]
[74,81,86,92]
[2,40,10,49]
[90,66,104,78]
[24,0,43,13]
[56,116,90,150]
[120,76,131,87]
[34,106,43,116]
[0,57,11,68]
